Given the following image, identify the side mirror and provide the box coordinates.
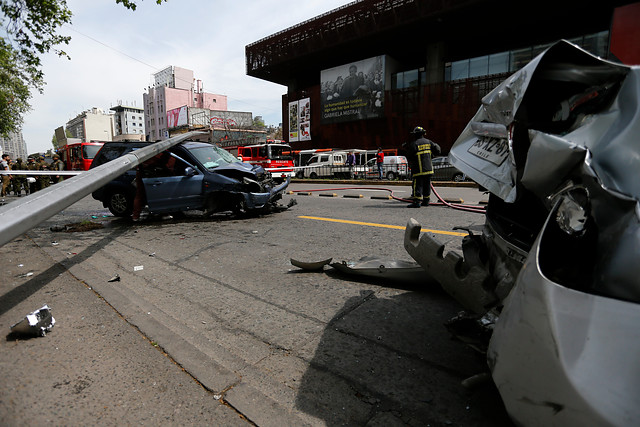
[185,167,196,176]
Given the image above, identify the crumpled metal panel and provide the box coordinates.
[449,40,632,203]
[488,210,640,426]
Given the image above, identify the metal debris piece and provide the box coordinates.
[19,272,34,278]
[108,274,120,282]
[290,258,333,271]
[10,304,56,337]
[329,256,431,284]
[133,265,143,271]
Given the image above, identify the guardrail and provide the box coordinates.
[0,131,206,247]
[292,164,466,182]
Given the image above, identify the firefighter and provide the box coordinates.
[403,126,441,208]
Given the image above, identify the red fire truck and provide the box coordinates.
[57,141,104,171]
[237,140,295,182]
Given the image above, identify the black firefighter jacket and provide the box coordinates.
[405,137,441,177]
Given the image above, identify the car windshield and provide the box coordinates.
[269,145,293,160]
[187,144,240,169]
[83,144,102,159]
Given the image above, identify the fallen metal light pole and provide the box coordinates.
[0,131,205,247]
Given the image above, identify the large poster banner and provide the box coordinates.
[167,105,188,128]
[288,101,299,142]
[320,55,385,124]
[299,98,311,141]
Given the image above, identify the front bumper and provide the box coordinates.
[242,177,290,209]
[487,212,640,426]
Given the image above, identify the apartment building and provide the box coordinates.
[143,66,228,141]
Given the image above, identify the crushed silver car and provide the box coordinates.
[405,40,640,426]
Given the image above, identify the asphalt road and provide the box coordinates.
[1,182,512,426]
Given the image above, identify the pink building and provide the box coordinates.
[143,66,227,140]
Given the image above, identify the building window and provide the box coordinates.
[445,30,609,82]
[391,69,420,90]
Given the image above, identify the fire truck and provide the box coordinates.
[57,141,104,171]
[237,140,295,182]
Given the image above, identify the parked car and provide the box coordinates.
[90,140,290,217]
[364,155,410,180]
[431,156,466,182]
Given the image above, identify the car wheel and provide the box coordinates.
[309,172,318,179]
[107,190,133,217]
[295,170,304,179]
[386,171,396,180]
[453,173,465,182]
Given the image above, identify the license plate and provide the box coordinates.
[467,137,509,166]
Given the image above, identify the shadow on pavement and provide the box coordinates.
[294,289,513,425]
[0,227,127,318]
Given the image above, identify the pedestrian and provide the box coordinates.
[346,151,356,179]
[26,157,38,193]
[12,157,28,196]
[1,153,11,197]
[375,147,384,180]
[38,156,50,190]
[131,166,146,222]
[403,126,441,208]
[50,154,65,184]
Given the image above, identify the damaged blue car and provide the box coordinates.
[91,140,290,217]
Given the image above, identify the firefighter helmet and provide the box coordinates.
[411,126,425,135]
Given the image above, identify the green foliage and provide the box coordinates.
[0,0,167,138]
[115,0,167,11]
[0,38,30,136]
[252,116,265,129]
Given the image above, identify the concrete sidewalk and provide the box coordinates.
[0,233,247,425]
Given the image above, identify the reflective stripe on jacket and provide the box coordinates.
[406,137,440,177]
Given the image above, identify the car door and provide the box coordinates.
[142,152,204,213]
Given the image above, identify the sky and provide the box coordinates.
[22,0,354,153]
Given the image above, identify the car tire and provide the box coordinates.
[453,173,465,182]
[295,170,304,179]
[107,190,133,217]
[386,171,396,180]
[309,172,318,179]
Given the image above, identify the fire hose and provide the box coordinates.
[288,183,486,214]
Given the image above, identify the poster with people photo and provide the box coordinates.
[299,98,311,141]
[320,55,385,124]
[289,101,299,141]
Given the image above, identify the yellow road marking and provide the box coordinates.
[298,216,467,237]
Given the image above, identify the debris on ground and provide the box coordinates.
[10,305,56,337]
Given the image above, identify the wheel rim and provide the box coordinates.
[110,193,128,214]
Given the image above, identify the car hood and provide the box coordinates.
[210,162,266,180]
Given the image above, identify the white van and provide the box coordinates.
[365,155,409,180]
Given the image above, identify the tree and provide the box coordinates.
[0,0,166,138]
[252,116,265,130]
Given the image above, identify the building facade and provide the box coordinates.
[110,103,146,140]
[246,0,639,155]
[0,131,28,160]
[66,107,114,142]
[143,66,228,141]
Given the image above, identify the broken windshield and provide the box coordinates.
[187,144,240,169]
